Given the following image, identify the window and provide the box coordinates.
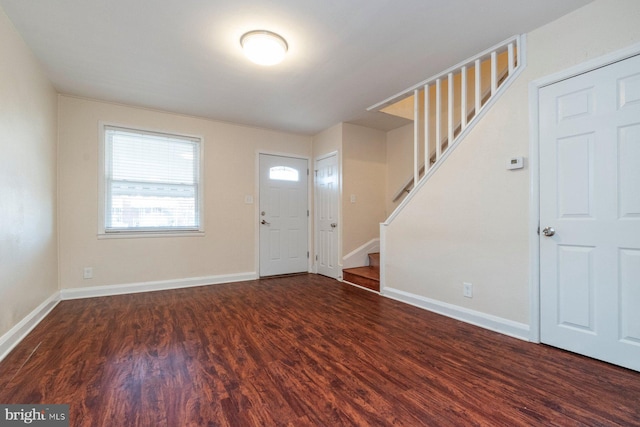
[269,166,299,181]
[101,125,202,235]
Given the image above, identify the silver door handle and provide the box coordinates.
[330,223,337,228]
[542,226,555,237]
[261,219,270,225]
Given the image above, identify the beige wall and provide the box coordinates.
[385,0,640,324]
[312,123,342,160]
[0,9,58,336]
[58,96,311,289]
[342,123,386,254]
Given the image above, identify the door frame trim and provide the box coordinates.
[255,151,312,277]
[528,42,640,343]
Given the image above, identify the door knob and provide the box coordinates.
[330,223,337,228]
[542,226,555,237]
[261,219,270,225]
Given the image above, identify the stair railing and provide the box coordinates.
[389,65,512,202]
[369,35,525,209]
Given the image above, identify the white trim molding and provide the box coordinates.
[60,272,257,300]
[98,121,206,237]
[0,273,257,363]
[382,287,530,341]
[379,224,387,293]
[0,293,61,363]
[528,42,640,344]
[342,280,380,294]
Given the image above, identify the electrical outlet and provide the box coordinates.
[83,267,93,279]
[463,282,473,298]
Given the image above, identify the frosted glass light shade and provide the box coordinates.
[240,30,288,66]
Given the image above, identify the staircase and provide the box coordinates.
[390,66,512,202]
[369,35,524,207]
[343,37,524,293]
[343,253,380,292]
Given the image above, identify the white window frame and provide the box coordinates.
[98,122,205,238]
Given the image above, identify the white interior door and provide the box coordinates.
[315,154,340,278]
[539,54,640,372]
[259,154,308,276]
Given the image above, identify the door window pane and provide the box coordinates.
[269,166,299,181]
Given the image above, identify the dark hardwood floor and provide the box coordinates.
[0,274,639,426]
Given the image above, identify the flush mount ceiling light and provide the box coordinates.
[240,30,288,66]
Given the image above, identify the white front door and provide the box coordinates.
[315,154,340,278]
[539,54,640,371]
[259,154,308,276]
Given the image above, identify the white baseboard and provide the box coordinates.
[342,238,380,269]
[0,272,257,363]
[60,272,258,300]
[0,292,61,363]
[382,287,530,341]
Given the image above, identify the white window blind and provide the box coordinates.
[104,126,201,233]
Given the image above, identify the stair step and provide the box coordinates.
[343,266,380,292]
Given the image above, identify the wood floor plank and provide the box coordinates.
[0,274,639,426]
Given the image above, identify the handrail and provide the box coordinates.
[390,65,512,202]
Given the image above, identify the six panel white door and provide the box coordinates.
[315,154,340,278]
[539,54,640,372]
[259,154,308,276]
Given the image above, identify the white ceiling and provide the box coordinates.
[0,0,593,135]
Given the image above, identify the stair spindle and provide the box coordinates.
[448,72,454,150]
[461,66,467,130]
[491,51,497,95]
[413,89,419,187]
[436,79,442,160]
[508,43,514,76]
[424,83,430,170]
[475,59,481,117]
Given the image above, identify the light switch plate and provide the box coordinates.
[506,156,524,170]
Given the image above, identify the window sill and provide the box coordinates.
[97,231,205,240]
